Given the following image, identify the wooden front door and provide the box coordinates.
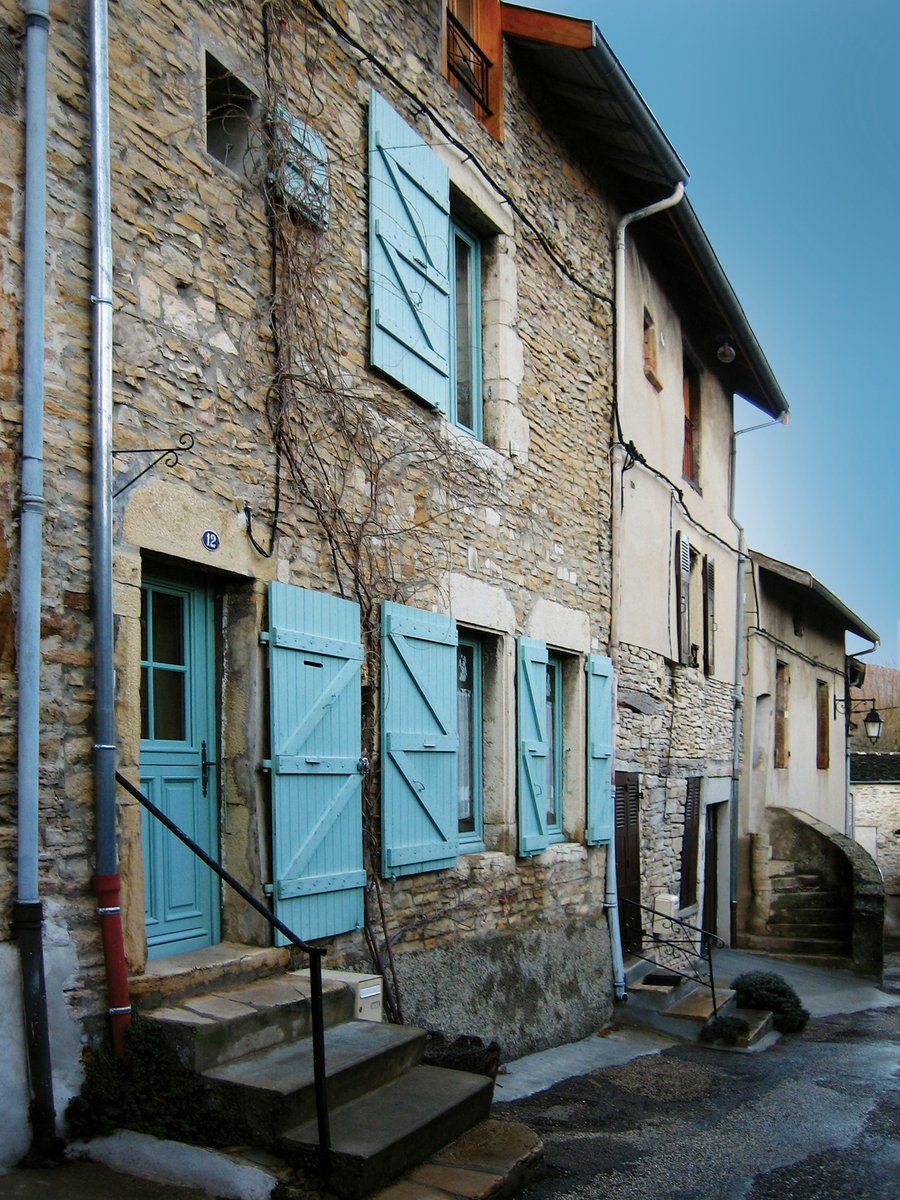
[702,802,719,950]
[615,772,642,954]
[140,578,219,959]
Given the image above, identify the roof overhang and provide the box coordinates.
[751,551,879,645]
[501,3,788,418]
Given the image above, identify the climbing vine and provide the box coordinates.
[230,0,505,1021]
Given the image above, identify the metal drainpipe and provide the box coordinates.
[607,181,686,999]
[15,0,59,1159]
[88,0,131,1054]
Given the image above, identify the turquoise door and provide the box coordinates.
[141,578,219,959]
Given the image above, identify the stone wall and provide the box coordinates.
[853,783,900,893]
[1,0,618,1068]
[615,641,734,910]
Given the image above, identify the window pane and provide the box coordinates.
[153,668,186,741]
[457,644,475,833]
[546,663,558,827]
[454,233,474,430]
[140,666,149,740]
[140,587,148,661]
[152,591,185,665]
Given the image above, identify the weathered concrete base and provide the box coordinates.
[392,922,613,1061]
[0,906,85,1168]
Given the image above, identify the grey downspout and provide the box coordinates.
[14,0,59,1160]
[88,0,131,1052]
[608,182,686,999]
[729,532,746,946]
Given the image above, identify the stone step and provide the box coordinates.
[664,988,736,1023]
[281,1064,495,1199]
[203,1019,426,1145]
[763,921,850,939]
[129,942,295,1010]
[768,905,847,925]
[769,874,824,892]
[741,933,851,956]
[143,969,356,1071]
[623,954,659,989]
[770,891,842,911]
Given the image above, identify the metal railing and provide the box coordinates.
[619,896,725,1017]
[446,10,492,114]
[115,771,331,1175]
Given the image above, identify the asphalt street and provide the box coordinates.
[503,1004,900,1200]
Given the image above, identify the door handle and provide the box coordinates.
[201,740,217,798]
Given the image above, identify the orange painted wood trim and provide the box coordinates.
[500,3,594,49]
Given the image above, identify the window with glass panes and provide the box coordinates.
[546,652,564,839]
[456,636,484,849]
[450,219,482,438]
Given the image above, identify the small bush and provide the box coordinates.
[699,1015,751,1046]
[67,1015,240,1146]
[731,970,810,1033]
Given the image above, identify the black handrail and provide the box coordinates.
[620,896,725,1017]
[115,771,331,1175]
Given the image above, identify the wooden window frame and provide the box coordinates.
[443,1,504,140]
[682,358,701,488]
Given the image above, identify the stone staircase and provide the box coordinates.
[741,859,853,969]
[620,959,776,1050]
[130,947,508,1198]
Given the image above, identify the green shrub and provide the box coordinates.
[731,970,810,1033]
[699,1015,751,1046]
[66,1015,240,1146]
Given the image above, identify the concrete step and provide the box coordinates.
[623,955,659,989]
[143,969,355,1071]
[664,988,736,1023]
[203,1019,426,1145]
[732,1006,774,1047]
[281,1064,495,1199]
[741,933,850,956]
[763,952,855,970]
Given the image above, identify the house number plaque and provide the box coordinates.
[201,530,220,552]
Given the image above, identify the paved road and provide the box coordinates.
[503,1005,900,1200]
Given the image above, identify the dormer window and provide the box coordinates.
[444,2,503,139]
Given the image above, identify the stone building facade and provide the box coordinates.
[1,0,636,1160]
[1,0,793,1163]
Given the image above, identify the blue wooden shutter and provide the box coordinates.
[369,89,451,412]
[586,654,614,845]
[517,637,549,856]
[271,106,329,229]
[266,582,365,943]
[381,601,458,877]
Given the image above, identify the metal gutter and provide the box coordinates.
[88,0,131,1054]
[15,0,59,1160]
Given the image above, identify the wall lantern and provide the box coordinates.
[863,706,884,743]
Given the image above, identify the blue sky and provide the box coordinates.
[525,0,899,663]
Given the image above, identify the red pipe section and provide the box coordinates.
[91,873,131,1054]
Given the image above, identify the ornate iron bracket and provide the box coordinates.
[112,432,195,498]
